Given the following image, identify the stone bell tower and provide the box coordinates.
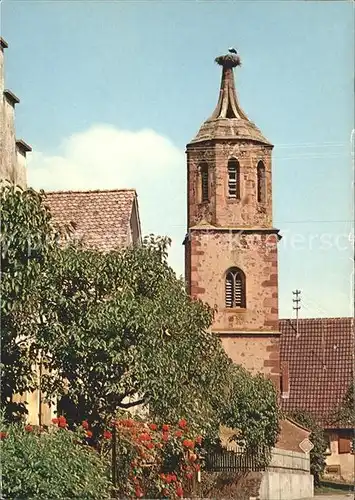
[184,53,281,389]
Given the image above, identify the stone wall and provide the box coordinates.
[259,448,313,500]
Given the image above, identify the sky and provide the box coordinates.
[1,0,354,318]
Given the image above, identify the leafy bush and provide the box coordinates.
[0,415,111,500]
[107,415,203,499]
[288,409,327,486]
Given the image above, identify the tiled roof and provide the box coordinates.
[280,318,354,428]
[44,189,137,251]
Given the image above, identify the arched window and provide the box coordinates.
[225,267,246,308]
[200,163,209,202]
[257,161,266,203]
[228,158,240,199]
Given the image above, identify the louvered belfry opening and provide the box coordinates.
[225,268,246,308]
[200,163,209,202]
[257,160,266,203]
[228,158,240,199]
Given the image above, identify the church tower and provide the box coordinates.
[184,53,281,389]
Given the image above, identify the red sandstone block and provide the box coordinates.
[191,250,205,256]
[266,344,279,352]
[264,359,279,368]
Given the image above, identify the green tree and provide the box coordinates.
[288,409,327,486]
[220,364,280,461]
[1,184,59,421]
[38,235,232,435]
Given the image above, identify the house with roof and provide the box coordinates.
[45,189,141,250]
[280,317,355,482]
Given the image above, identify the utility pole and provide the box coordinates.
[292,290,301,338]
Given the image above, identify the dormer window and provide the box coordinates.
[228,159,240,199]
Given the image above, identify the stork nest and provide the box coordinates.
[215,54,241,69]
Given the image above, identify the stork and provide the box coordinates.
[228,47,238,55]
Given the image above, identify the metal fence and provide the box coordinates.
[204,449,266,473]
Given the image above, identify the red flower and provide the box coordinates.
[135,487,144,498]
[86,430,93,438]
[176,485,184,498]
[82,420,89,430]
[58,416,67,428]
[0,432,8,440]
[149,423,157,431]
[175,430,183,438]
[194,464,201,472]
[160,473,166,480]
[186,472,193,480]
[138,432,151,441]
[196,435,202,445]
[170,474,177,482]
[162,424,169,432]
[103,430,112,440]
[145,441,154,450]
[51,418,59,425]
[162,432,169,442]
[25,425,33,432]
[182,439,194,449]
[178,419,187,429]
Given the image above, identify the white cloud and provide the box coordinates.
[27,124,187,275]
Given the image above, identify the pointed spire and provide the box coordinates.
[209,54,248,121]
[188,52,272,146]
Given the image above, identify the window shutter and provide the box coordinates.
[228,160,240,199]
[201,165,209,202]
[234,274,243,307]
[225,273,233,308]
[338,436,351,454]
[225,268,245,308]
